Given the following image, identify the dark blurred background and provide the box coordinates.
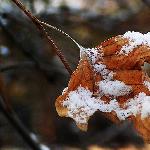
[0,0,150,149]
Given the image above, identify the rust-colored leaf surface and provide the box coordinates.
[55,31,150,142]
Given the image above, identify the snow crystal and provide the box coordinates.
[94,63,114,80]
[113,92,150,120]
[79,46,114,81]
[62,87,68,94]
[99,80,132,97]
[63,87,150,123]
[86,48,100,64]
[119,31,150,55]
[126,92,150,119]
[144,81,150,91]
[141,98,150,118]
[63,86,100,124]
[79,45,103,64]
[78,42,113,81]
[63,86,120,124]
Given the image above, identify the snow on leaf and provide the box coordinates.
[55,31,150,142]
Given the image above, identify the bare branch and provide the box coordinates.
[10,0,72,75]
[0,85,43,150]
[0,18,57,80]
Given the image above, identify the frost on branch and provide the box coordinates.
[55,31,150,142]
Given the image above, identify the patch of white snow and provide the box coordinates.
[63,86,100,124]
[94,63,114,80]
[144,81,150,91]
[63,86,150,123]
[119,31,150,55]
[99,80,132,97]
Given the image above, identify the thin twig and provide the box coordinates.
[0,18,50,150]
[0,18,56,80]
[40,21,81,48]
[0,95,42,150]
[0,75,44,150]
[11,0,72,75]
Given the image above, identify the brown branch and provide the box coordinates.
[10,0,72,75]
[0,78,43,150]
[0,18,58,81]
[0,97,43,150]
